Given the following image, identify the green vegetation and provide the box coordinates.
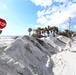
[28,28,32,36]
[28,26,75,38]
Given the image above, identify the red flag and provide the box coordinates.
[69,41,72,48]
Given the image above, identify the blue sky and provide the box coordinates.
[0,0,76,35]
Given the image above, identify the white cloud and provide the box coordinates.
[37,10,45,17]
[68,4,76,17]
[55,0,69,4]
[61,23,69,30]
[37,16,48,25]
[74,25,76,29]
[37,7,69,26]
[34,25,42,28]
[34,0,76,30]
[31,0,52,7]
[51,5,59,13]
[54,0,59,2]
[37,5,59,17]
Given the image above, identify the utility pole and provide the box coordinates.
[68,17,71,30]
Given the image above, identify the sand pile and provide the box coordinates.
[0,35,58,75]
[0,35,74,75]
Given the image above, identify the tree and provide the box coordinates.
[49,27,53,33]
[44,27,48,36]
[65,29,72,37]
[36,27,41,36]
[52,26,58,37]
[28,28,32,36]
[47,26,50,36]
[41,28,45,36]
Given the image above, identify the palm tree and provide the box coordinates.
[52,26,55,37]
[47,26,50,30]
[28,28,32,36]
[0,30,2,34]
[36,27,41,36]
[46,26,50,37]
[49,27,53,33]
[52,26,58,37]
[65,29,72,37]
[47,26,50,36]
[41,28,45,36]
[44,27,48,36]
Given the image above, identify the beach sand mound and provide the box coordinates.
[0,35,74,75]
[0,35,58,75]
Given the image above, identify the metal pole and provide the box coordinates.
[68,17,71,30]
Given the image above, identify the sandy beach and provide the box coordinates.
[0,35,76,75]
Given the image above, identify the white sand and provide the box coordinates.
[0,35,76,75]
[0,38,14,47]
[52,37,76,75]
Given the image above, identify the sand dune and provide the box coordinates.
[0,35,76,75]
